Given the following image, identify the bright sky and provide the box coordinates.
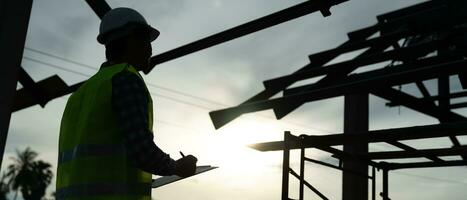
[4,0,467,199]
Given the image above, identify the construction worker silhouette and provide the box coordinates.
[57,7,197,199]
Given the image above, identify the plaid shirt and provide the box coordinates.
[111,69,176,176]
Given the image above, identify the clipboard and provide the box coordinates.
[152,165,218,188]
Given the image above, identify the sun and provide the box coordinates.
[204,117,284,175]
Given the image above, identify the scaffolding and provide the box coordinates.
[251,122,467,200]
[209,0,467,199]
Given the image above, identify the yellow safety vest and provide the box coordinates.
[57,63,153,200]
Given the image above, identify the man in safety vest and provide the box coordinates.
[57,7,197,199]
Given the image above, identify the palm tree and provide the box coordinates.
[0,173,10,200]
[5,147,53,200]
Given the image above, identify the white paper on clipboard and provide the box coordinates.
[152,165,218,188]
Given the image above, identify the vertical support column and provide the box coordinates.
[282,131,291,200]
[299,146,305,200]
[371,167,376,200]
[381,169,389,200]
[342,93,369,200]
[0,0,33,168]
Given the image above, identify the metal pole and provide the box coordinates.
[382,169,389,200]
[0,0,33,169]
[299,146,305,200]
[282,131,291,200]
[372,167,376,200]
[342,93,369,200]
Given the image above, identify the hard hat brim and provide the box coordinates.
[97,23,160,44]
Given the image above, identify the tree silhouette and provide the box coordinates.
[5,147,53,200]
[0,173,10,200]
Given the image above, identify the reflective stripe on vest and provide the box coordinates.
[56,182,151,199]
[58,143,126,165]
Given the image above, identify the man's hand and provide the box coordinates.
[175,155,197,177]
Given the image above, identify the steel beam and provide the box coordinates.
[387,160,467,170]
[272,34,401,119]
[299,147,305,200]
[304,157,372,179]
[381,168,389,200]
[13,75,71,112]
[367,146,467,159]
[372,167,376,200]
[386,140,444,163]
[289,168,329,200]
[85,0,111,19]
[17,67,47,107]
[249,120,467,151]
[282,131,290,200]
[374,88,466,122]
[147,0,348,73]
[265,34,442,89]
[342,93,368,200]
[387,90,467,107]
[210,56,467,120]
[0,0,33,168]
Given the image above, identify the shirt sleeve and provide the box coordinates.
[111,71,176,176]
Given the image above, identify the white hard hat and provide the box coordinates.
[97,7,159,44]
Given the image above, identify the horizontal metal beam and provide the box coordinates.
[249,121,467,151]
[210,55,467,121]
[210,35,395,127]
[388,90,467,107]
[450,102,467,109]
[147,0,348,73]
[272,36,398,119]
[273,39,445,91]
[263,29,413,89]
[348,1,446,39]
[306,29,412,64]
[376,0,443,22]
[305,157,372,179]
[367,146,467,160]
[387,160,467,170]
[386,140,444,163]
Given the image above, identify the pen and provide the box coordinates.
[180,151,185,157]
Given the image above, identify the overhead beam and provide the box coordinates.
[386,90,467,107]
[264,29,430,89]
[272,32,403,119]
[210,55,467,122]
[248,121,467,151]
[367,146,467,160]
[372,88,466,150]
[147,0,348,73]
[13,76,75,112]
[387,160,467,170]
[270,38,445,91]
[17,67,47,107]
[386,140,444,163]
